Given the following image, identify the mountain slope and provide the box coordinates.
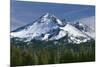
[74,16,95,39]
[60,24,90,44]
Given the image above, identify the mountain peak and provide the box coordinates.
[42,13,50,18]
[39,13,64,26]
[42,13,56,18]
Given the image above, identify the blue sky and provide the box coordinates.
[11,0,95,31]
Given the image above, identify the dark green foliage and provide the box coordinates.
[10,39,95,66]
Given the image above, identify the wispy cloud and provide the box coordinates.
[11,17,25,31]
[11,1,95,30]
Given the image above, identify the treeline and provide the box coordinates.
[11,40,95,66]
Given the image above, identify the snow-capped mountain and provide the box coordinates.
[73,16,95,39]
[73,22,95,39]
[11,13,95,44]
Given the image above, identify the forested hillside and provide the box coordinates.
[11,39,95,66]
